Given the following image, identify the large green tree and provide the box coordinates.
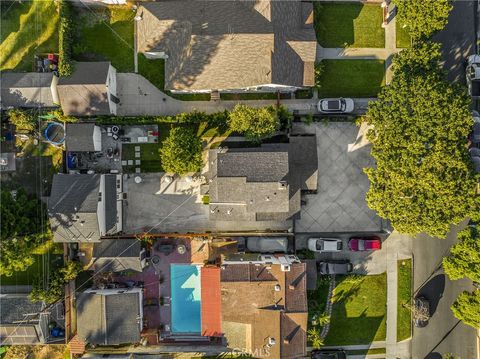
[364,71,476,238]
[451,290,480,329]
[229,104,280,142]
[443,227,480,282]
[394,0,452,40]
[0,189,50,277]
[160,126,203,175]
[392,41,443,78]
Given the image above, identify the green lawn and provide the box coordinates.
[396,22,412,48]
[397,259,412,341]
[318,59,385,98]
[325,274,387,346]
[0,0,59,71]
[74,6,135,71]
[122,142,164,173]
[138,54,165,91]
[314,2,385,48]
[0,252,63,286]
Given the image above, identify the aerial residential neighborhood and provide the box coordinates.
[0,0,479,359]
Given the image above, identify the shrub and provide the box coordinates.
[58,0,75,76]
[229,104,280,142]
[7,109,36,132]
[160,126,203,175]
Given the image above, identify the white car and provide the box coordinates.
[317,98,354,114]
[308,238,343,252]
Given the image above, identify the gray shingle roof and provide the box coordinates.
[65,123,97,152]
[209,140,315,222]
[77,291,142,345]
[57,62,111,116]
[0,295,44,324]
[0,73,54,108]
[91,239,142,273]
[137,1,316,90]
[48,174,118,242]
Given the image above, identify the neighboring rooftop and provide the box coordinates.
[57,62,111,116]
[48,174,118,242]
[0,72,55,109]
[76,288,142,345]
[137,1,316,91]
[0,294,48,345]
[221,262,308,359]
[91,238,143,273]
[65,123,102,152]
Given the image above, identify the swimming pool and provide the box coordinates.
[170,264,201,333]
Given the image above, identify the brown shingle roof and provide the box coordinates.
[137,1,316,90]
[220,262,308,358]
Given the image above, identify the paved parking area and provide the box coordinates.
[293,122,383,232]
[296,233,388,275]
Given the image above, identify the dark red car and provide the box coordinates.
[348,236,382,251]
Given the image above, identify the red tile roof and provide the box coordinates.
[201,267,222,337]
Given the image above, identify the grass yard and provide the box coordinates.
[325,274,387,346]
[122,142,163,173]
[397,259,412,341]
[0,0,59,71]
[74,5,135,71]
[317,59,385,98]
[396,22,412,48]
[138,54,165,91]
[314,2,385,48]
[0,251,63,286]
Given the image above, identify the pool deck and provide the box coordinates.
[151,238,192,337]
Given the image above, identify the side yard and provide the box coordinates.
[313,2,385,48]
[0,0,59,71]
[317,59,385,97]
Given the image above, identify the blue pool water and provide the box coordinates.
[170,264,201,333]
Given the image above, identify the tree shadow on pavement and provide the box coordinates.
[416,274,445,317]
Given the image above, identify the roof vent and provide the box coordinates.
[281,264,291,272]
[274,284,281,292]
[268,337,276,346]
[278,181,287,190]
[227,208,233,215]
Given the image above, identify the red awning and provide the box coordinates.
[201,267,222,337]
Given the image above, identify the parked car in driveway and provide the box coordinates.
[348,236,382,251]
[317,260,353,275]
[317,98,354,114]
[308,238,343,252]
[414,296,430,328]
[236,237,289,253]
[311,349,347,359]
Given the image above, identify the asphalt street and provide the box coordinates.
[412,222,477,359]
[433,0,477,84]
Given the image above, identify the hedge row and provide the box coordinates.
[58,0,74,76]
[95,110,230,126]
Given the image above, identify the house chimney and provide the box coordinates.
[283,338,290,345]
[289,284,295,290]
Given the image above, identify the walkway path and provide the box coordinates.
[384,231,413,359]
[116,73,373,116]
[320,275,336,339]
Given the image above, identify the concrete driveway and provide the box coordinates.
[433,0,476,84]
[293,122,383,233]
[296,232,388,275]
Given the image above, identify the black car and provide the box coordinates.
[317,260,353,275]
[414,296,430,327]
[311,349,347,359]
